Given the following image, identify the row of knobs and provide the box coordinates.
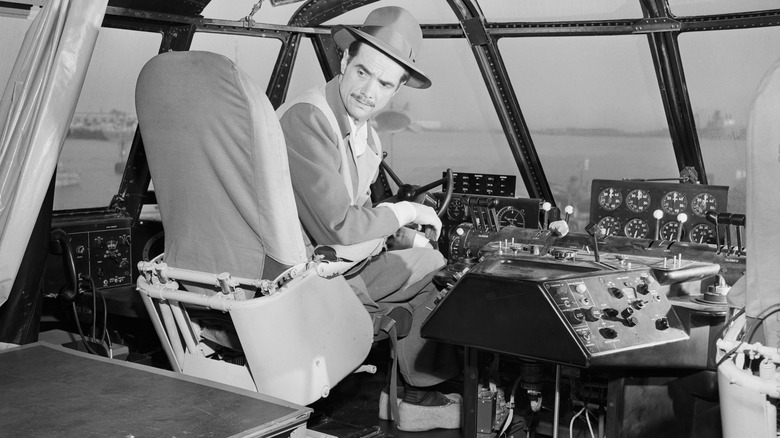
[556,279,669,339]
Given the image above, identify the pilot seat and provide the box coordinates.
[134,50,374,406]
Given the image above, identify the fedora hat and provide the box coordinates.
[332,6,431,89]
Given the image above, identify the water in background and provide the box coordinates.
[55,138,128,211]
[55,129,747,229]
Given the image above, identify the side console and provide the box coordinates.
[423,227,721,368]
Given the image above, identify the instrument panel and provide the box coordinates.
[445,194,540,230]
[442,194,542,262]
[589,179,728,244]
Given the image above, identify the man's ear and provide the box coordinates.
[340,52,349,75]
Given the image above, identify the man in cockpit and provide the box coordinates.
[278,6,462,432]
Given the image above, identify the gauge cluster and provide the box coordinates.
[589,179,728,244]
[441,193,542,262]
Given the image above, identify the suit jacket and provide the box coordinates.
[279,77,400,254]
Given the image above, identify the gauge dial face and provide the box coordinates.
[660,221,682,241]
[597,216,621,236]
[496,206,525,228]
[447,222,473,260]
[446,198,467,221]
[598,188,623,211]
[689,223,716,244]
[623,218,650,239]
[661,191,688,215]
[625,189,651,213]
[691,193,718,217]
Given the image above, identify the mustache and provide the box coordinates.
[351,93,375,107]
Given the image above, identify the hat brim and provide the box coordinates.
[332,25,431,89]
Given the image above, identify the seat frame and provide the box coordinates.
[137,257,374,405]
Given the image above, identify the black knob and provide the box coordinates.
[565,309,585,325]
[620,307,634,319]
[625,316,639,327]
[656,317,670,331]
[610,287,624,299]
[599,327,618,339]
[602,307,619,318]
[636,283,649,295]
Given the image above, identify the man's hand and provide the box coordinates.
[409,203,442,240]
[378,201,442,240]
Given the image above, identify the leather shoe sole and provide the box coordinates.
[396,393,462,432]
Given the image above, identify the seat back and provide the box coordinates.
[135,51,373,405]
[136,50,306,284]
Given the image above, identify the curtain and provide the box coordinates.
[745,57,780,347]
[0,0,108,308]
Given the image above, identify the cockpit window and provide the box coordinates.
[668,0,780,16]
[191,33,282,92]
[374,40,529,198]
[324,1,457,25]
[500,35,676,231]
[55,28,161,211]
[678,26,780,215]
[286,37,326,99]
[481,0,643,21]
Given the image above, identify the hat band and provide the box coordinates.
[361,25,415,61]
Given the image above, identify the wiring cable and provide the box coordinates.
[716,304,780,368]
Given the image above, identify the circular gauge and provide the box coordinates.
[689,223,717,244]
[496,206,525,228]
[691,193,718,217]
[661,191,688,215]
[447,223,472,260]
[597,216,621,236]
[598,188,623,211]
[625,189,651,213]
[446,198,467,221]
[660,221,683,241]
[623,218,650,239]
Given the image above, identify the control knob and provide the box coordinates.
[565,309,585,325]
[599,327,618,339]
[609,287,624,299]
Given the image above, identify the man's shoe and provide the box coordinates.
[396,392,462,432]
[378,389,404,421]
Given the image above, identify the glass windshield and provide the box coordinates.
[501,35,676,231]
[56,28,161,210]
[377,39,528,198]
[481,0,642,22]
[679,26,780,214]
[669,0,780,16]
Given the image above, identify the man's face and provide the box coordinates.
[339,43,406,125]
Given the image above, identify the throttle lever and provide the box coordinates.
[731,214,746,256]
[718,213,733,254]
[705,211,721,254]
